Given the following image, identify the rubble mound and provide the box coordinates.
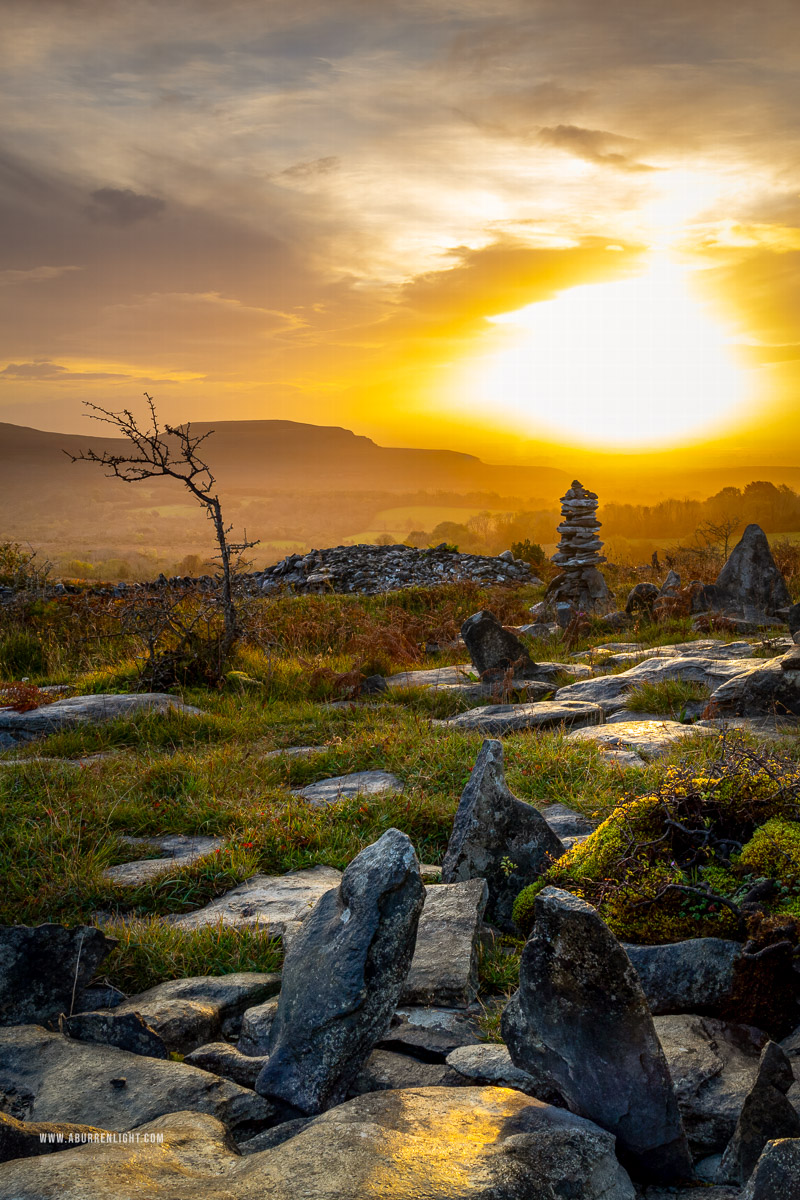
[254,543,535,595]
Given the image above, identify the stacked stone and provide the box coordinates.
[547,480,611,612]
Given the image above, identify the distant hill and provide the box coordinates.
[0,419,571,497]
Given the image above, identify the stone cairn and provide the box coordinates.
[546,480,611,613]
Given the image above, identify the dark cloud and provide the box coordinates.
[0,360,128,380]
[537,125,656,172]
[280,157,341,179]
[86,188,166,226]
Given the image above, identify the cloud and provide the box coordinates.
[86,188,166,226]
[0,265,80,286]
[537,125,657,172]
[0,360,129,380]
[280,157,341,180]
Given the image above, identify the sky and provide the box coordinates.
[2,0,800,464]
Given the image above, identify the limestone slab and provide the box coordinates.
[0,693,202,742]
[568,719,716,760]
[103,834,224,886]
[400,879,488,1007]
[293,769,404,807]
[0,1088,637,1200]
[169,866,342,936]
[434,699,604,734]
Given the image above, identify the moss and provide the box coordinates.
[739,818,800,887]
[511,880,547,936]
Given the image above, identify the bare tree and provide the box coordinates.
[696,515,742,559]
[67,395,258,680]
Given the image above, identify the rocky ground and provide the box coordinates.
[2,525,800,1196]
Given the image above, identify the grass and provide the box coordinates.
[1,577,797,997]
[623,679,712,717]
[101,918,284,995]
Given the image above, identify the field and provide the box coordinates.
[2,572,799,1015]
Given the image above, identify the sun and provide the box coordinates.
[461,256,749,448]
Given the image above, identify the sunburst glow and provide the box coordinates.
[463,257,749,448]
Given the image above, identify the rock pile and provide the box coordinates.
[545,481,612,613]
[254,543,534,595]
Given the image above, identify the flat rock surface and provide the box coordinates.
[292,769,404,807]
[434,699,604,734]
[0,1025,271,1135]
[446,1042,553,1098]
[169,865,342,936]
[262,746,326,759]
[556,656,765,715]
[103,834,224,886]
[400,879,488,1007]
[708,657,800,716]
[385,665,477,689]
[568,720,717,759]
[0,1088,637,1200]
[378,1006,482,1060]
[103,973,282,1053]
[0,693,202,737]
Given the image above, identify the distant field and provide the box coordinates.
[346,505,511,543]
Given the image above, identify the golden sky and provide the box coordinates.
[2,0,800,464]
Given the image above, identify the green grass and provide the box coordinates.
[1,578,797,996]
[624,679,712,717]
[101,918,284,994]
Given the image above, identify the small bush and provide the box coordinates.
[510,539,546,568]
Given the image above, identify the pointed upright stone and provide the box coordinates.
[461,610,538,678]
[441,740,565,932]
[502,886,693,1184]
[255,828,424,1115]
[719,1041,800,1185]
[714,524,791,615]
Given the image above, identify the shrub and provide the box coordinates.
[739,818,800,887]
[510,539,546,567]
[512,743,800,943]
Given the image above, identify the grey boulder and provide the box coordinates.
[61,1009,167,1058]
[441,739,565,931]
[461,609,539,677]
[377,1005,482,1060]
[185,1042,268,1089]
[740,1138,800,1199]
[237,997,279,1057]
[708,656,800,716]
[400,879,487,1007]
[713,524,791,615]
[624,939,744,1016]
[255,828,424,1114]
[0,924,116,1026]
[0,1088,636,1200]
[719,1041,800,1184]
[502,887,692,1183]
[100,972,281,1053]
[654,1015,766,1156]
